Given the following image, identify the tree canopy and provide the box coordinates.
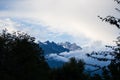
[0,29,49,80]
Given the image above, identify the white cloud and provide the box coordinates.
[0,0,119,44]
[46,54,69,62]
[0,18,20,32]
[0,18,93,45]
[46,41,113,68]
[0,18,51,41]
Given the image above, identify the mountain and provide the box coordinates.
[39,41,69,55]
[39,41,83,68]
[59,42,82,51]
[46,50,113,75]
[39,41,112,75]
[39,41,82,55]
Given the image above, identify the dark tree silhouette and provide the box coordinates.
[98,0,120,29]
[87,0,120,80]
[50,57,91,80]
[0,29,50,80]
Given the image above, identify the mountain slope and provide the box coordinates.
[59,42,82,51]
[39,41,69,55]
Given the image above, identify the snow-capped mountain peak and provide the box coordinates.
[39,41,69,55]
[59,41,82,51]
[39,41,82,55]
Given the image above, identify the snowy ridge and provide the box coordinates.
[39,41,82,55]
[59,42,82,51]
[39,41,69,55]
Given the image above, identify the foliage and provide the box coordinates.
[0,29,95,80]
[87,0,120,80]
[50,57,91,80]
[99,1,120,80]
[0,29,50,80]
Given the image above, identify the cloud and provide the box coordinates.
[46,54,69,62]
[0,18,92,45]
[0,18,52,41]
[46,41,113,67]
[0,0,119,45]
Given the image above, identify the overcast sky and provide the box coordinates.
[0,0,119,45]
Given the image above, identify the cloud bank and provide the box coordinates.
[0,0,119,45]
[0,18,91,45]
[46,41,113,68]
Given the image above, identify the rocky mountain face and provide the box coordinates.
[39,41,69,55]
[59,42,82,51]
[39,41,113,75]
[39,41,82,55]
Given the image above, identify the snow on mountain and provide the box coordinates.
[38,41,83,68]
[39,41,82,55]
[46,49,112,68]
[45,41,113,75]
[39,41,69,55]
[59,42,82,51]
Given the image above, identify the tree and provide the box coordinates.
[0,29,50,80]
[87,0,120,80]
[51,57,91,80]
